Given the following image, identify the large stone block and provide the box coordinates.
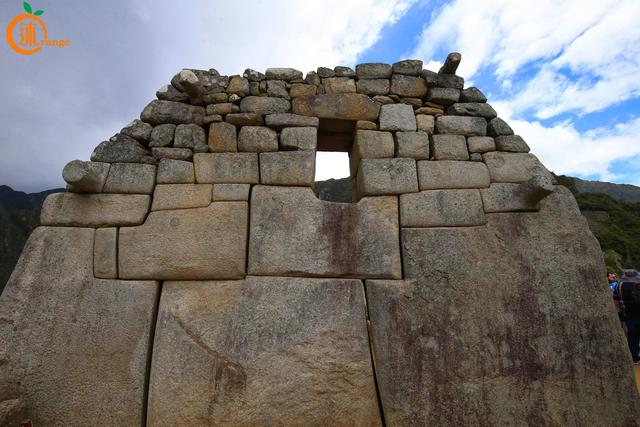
[480,179,554,212]
[280,126,317,150]
[435,115,487,136]
[62,160,110,193]
[90,134,149,163]
[356,63,392,79]
[367,189,640,425]
[323,77,357,94]
[426,87,460,106]
[446,102,497,118]
[151,184,213,211]
[292,93,380,121]
[400,189,485,227]
[0,227,159,425]
[240,96,291,115]
[208,122,237,152]
[430,134,469,160]
[356,78,390,96]
[395,131,430,159]
[193,153,259,184]
[140,100,205,125]
[174,123,206,149]
[417,160,490,190]
[390,74,427,97]
[379,103,416,131]
[467,136,496,153]
[495,135,530,153]
[260,151,315,186]
[212,183,251,201]
[265,113,319,128]
[350,130,394,174]
[40,193,150,227]
[238,126,278,152]
[393,59,422,75]
[102,163,156,194]
[356,158,419,196]
[248,186,401,279]
[483,152,553,183]
[94,227,117,279]
[147,277,381,426]
[0,399,25,426]
[156,158,194,184]
[119,202,247,280]
[265,67,303,81]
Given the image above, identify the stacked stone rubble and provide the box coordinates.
[1,53,639,425]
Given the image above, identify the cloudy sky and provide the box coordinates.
[1,0,639,192]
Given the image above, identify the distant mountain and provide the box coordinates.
[572,177,640,203]
[0,186,64,294]
[314,177,352,203]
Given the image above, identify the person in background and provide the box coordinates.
[615,270,640,364]
[609,273,625,327]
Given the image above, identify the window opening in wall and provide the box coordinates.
[314,119,356,203]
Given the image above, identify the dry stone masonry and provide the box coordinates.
[1,53,639,426]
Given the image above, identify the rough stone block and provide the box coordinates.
[0,227,159,425]
[265,68,303,81]
[390,75,427,97]
[208,122,237,152]
[334,66,355,77]
[94,227,117,279]
[174,124,205,149]
[289,83,317,98]
[225,113,264,126]
[416,114,435,134]
[430,134,469,160]
[119,202,247,280]
[356,79,390,96]
[194,153,259,184]
[249,186,401,278]
[460,87,487,103]
[156,159,194,184]
[395,131,430,160]
[266,80,290,99]
[0,399,26,427]
[356,120,377,130]
[323,77,357,94]
[483,152,553,183]
[280,127,317,150]
[481,182,543,212]
[141,100,205,125]
[238,126,278,152]
[151,184,213,211]
[151,147,193,161]
[356,63,392,79]
[379,104,416,131]
[41,193,150,227]
[356,158,418,196]
[91,134,149,163]
[149,123,176,147]
[212,183,250,201]
[487,117,514,136]
[147,277,381,425]
[265,113,319,128]
[446,102,497,118]
[467,136,496,153]
[103,163,156,194]
[350,130,394,174]
[495,135,530,153]
[400,189,486,227]
[417,160,489,190]
[435,116,487,136]
[226,75,250,96]
[121,119,152,142]
[260,151,315,186]
[63,160,110,193]
[426,87,460,106]
[292,93,380,121]
[392,59,422,75]
[240,96,291,115]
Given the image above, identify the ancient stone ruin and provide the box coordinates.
[1,53,639,425]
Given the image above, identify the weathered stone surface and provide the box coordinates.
[323,77,356,94]
[415,106,444,115]
[141,100,205,125]
[430,134,469,160]
[63,160,110,193]
[495,135,530,152]
[435,73,465,89]
[240,96,291,115]
[488,117,514,136]
[356,63,392,79]
[157,159,194,184]
[0,399,25,426]
[194,153,259,184]
[439,52,462,74]
[350,130,394,174]
[392,59,423,76]
[280,127,317,150]
[249,186,401,278]
[483,152,553,183]
[156,84,189,103]
[356,78,390,96]
[379,103,416,131]
[226,76,250,96]
[435,115,487,136]
[0,227,158,425]
[208,122,237,152]
[400,189,485,227]
[334,66,355,77]
[481,179,554,212]
[357,120,377,130]
[212,183,250,201]
[417,160,489,190]
[292,93,380,121]
[260,151,315,186]
[119,202,247,280]
[151,147,192,161]
[447,102,497,118]
[91,134,149,163]
[206,103,235,115]
[426,87,460,106]
[265,113,319,128]
[243,68,265,81]
[460,87,487,103]
[396,131,430,159]
[467,136,496,153]
[289,83,316,98]
[225,113,264,126]
[94,227,117,279]
[147,277,382,426]
[416,114,435,134]
[317,67,335,78]
[149,123,176,147]
[121,119,152,142]
[390,75,427,97]
[372,95,395,105]
[368,188,640,425]
[171,69,206,104]
[265,68,303,81]
[41,193,150,227]
[266,80,290,99]
[151,184,213,211]
[356,158,419,196]
[103,163,156,194]
[238,126,278,152]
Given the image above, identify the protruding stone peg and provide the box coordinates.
[171,69,205,104]
[519,175,554,204]
[62,160,110,193]
[439,52,462,75]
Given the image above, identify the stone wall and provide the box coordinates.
[1,53,638,425]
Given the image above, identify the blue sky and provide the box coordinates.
[1,0,639,191]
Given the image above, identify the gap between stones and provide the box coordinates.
[362,280,387,426]
[142,280,163,427]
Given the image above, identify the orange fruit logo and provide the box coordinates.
[6,2,70,55]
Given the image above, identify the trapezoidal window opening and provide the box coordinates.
[313,119,356,203]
